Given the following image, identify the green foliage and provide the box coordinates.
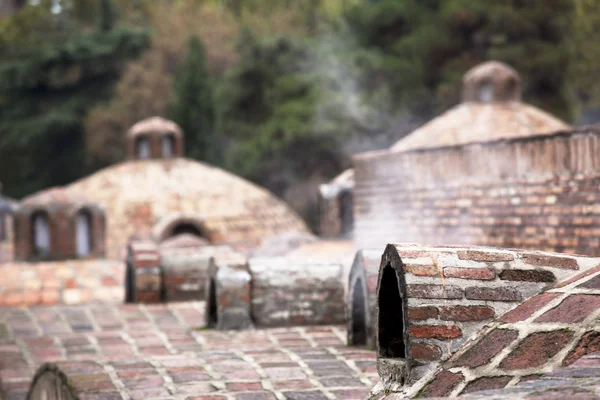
[169,35,216,162]
[346,0,575,120]
[0,2,149,198]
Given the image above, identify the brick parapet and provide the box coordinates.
[354,128,600,256]
[0,259,124,307]
[367,244,600,397]
[370,255,600,399]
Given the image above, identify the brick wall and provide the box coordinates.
[353,127,600,256]
[0,259,124,306]
[370,244,599,391]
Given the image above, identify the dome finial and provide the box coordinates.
[463,61,521,103]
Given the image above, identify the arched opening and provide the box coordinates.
[75,209,93,257]
[339,190,354,236]
[378,263,406,359]
[136,136,151,159]
[162,134,175,158]
[207,278,218,327]
[163,223,206,242]
[351,277,368,346]
[31,211,50,257]
[479,80,494,103]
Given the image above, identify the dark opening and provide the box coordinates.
[0,213,6,242]
[170,223,204,239]
[339,190,354,236]
[207,278,218,327]
[378,263,406,359]
[351,277,368,345]
[125,257,134,303]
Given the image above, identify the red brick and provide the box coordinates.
[407,284,463,299]
[23,291,41,305]
[563,331,600,366]
[444,267,496,280]
[405,264,439,277]
[500,330,574,370]
[3,291,23,306]
[271,380,314,390]
[519,253,578,270]
[577,274,600,289]
[65,279,78,289]
[499,269,555,283]
[410,325,462,339]
[461,376,512,394]
[535,295,600,323]
[419,370,463,397]
[410,343,442,361]
[458,250,514,262]
[408,307,438,320]
[499,293,561,323]
[465,287,521,302]
[455,329,519,368]
[226,382,263,392]
[439,305,494,322]
[102,277,119,287]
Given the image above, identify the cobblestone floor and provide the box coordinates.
[0,302,376,400]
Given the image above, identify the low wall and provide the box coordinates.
[0,259,124,306]
[354,127,600,256]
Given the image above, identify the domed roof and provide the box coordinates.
[391,61,570,152]
[67,158,310,259]
[127,116,182,139]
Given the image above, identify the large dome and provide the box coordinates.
[391,61,570,152]
[68,158,310,259]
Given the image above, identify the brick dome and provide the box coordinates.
[126,117,184,160]
[68,158,310,259]
[391,61,569,152]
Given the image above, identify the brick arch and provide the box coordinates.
[153,214,210,243]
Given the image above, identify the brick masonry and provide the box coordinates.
[0,259,124,306]
[371,261,600,399]
[0,302,376,400]
[356,243,599,391]
[354,127,600,257]
[208,256,346,329]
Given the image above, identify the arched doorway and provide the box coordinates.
[32,211,50,257]
[351,277,368,346]
[378,263,406,359]
[75,209,93,257]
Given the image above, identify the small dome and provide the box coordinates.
[463,61,521,103]
[126,117,184,160]
[391,62,569,152]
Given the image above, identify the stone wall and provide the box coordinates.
[354,127,600,256]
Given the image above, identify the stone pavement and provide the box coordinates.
[0,302,376,400]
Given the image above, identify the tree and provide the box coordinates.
[169,35,216,162]
[345,0,575,121]
[0,1,149,198]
